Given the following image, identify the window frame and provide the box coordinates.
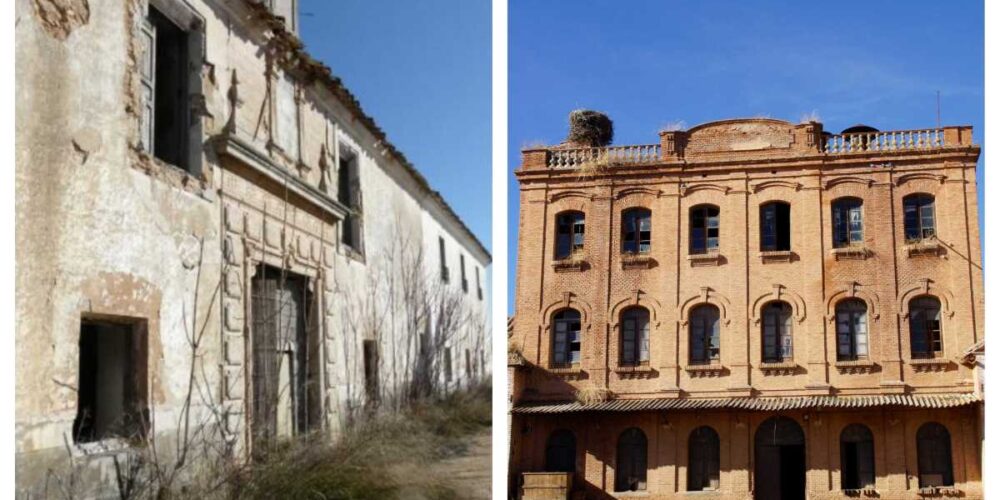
[759,201,791,252]
[688,426,721,491]
[615,427,648,492]
[840,424,876,490]
[835,299,869,361]
[761,301,793,363]
[903,193,936,242]
[621,208,652,254]
[832,197,864,248]
[619,307,650,367]
[916,422,954,488]
[555,211,586,259]
[689,205,720,254]
[688,304,721,365]
[908,296,943,359]
[552,309,582,368]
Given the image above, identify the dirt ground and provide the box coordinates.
[433,429,492,499]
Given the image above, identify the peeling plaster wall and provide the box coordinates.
[16,0,490,494]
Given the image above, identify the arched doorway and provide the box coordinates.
[754,416,806,500]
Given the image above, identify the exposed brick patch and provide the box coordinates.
[31,0,89,40]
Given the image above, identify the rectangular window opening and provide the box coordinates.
[439,237,449,283]
[338,152,363,252]
[460,254,468,292]
[74,317,148,444]
[144,6,192,171]
[363,339,379,405]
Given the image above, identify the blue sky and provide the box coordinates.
[509,0,984,312]
[300,0,491,252]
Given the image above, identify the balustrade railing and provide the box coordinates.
[824,129,943,154]
[547,144,661,168]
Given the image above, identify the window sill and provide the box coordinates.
[549,366,585,379]
[831,246,871,260]
[552,257,588,272]
[906,240,943,257]
[342,244,366,264]
[687,251,723,267]
[910,358,953,372]
[758,250,794,263]
[760,361,798,375]
[615,365,655,378]
[621,254,656,269]
[842,488,879,497]
[72,437,140,458]
[684,364,726,378]
[834,359,878,374]
[917,486,961,497]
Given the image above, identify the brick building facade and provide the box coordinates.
[509,117,983,499]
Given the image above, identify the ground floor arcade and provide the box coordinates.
[511,401,982,500]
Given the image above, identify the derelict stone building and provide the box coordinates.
[509,114,982,499]
[16,0,490,494]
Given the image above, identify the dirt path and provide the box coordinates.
[432,428,492,499]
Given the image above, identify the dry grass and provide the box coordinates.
[800,110,822,124]
[574,384,610,406]
[235,381,491,500]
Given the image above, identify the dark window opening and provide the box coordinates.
[690,205,720,254]
[545,429,576,473]
[917,423,954,487]
[465,349,472,378]
[145,7,190,170]
[836,300,869,361]
[552,309,582,367]
[620,307,649,366]
[444,347,453,383]
[840,424,875,490]
[832,198,864,248]
[439,237,450,283]
[760,202,791,251]
[762,301,793,363]
[251,265,319,449]
[74,317,149,444]
[338,153,364,252]
[622,208,652,254]
[909,296,943,359]
[460,254,468,293]
[689,305,720,365]
[555,211,585,259]
[363,339,379,405]
[615,428,648,492]
[904,194,936,242]
[475,267,483,300]
[688,426,720,491]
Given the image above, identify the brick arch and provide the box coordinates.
[897,279,955,321]
[549,190,595,202]
[615,187,661,199]
[750,284,806,325]
[679,287,732,326]
[540,292,594,329]
[751,180,802,193]
[609,290,663,328]
[825,282,881,323]
[822,176,875,190]
[680,183,730,196]
[895,172,946,186]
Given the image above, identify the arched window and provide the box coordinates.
[615,428,648,492]
[760,201,791,251]
[903,194,936,242]
[620,307,650,366]
[690,205,720,254]
[622,208,652,254]
[832,197,864,248]
[909,296,942,359]
[840,424,875,490]
[545,429,576,473]
[555,211,585,259]
[689,305,720,365]
[688,426,720,491]
[762,301,793,363]
[917,423,954,487]
[836,300,869,361]
[552,309,582,367]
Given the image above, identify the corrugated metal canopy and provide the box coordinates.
[511,394,982,414]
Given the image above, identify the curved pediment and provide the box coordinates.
[685,118,796,155]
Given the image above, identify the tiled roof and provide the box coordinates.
[512,393,982,414]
